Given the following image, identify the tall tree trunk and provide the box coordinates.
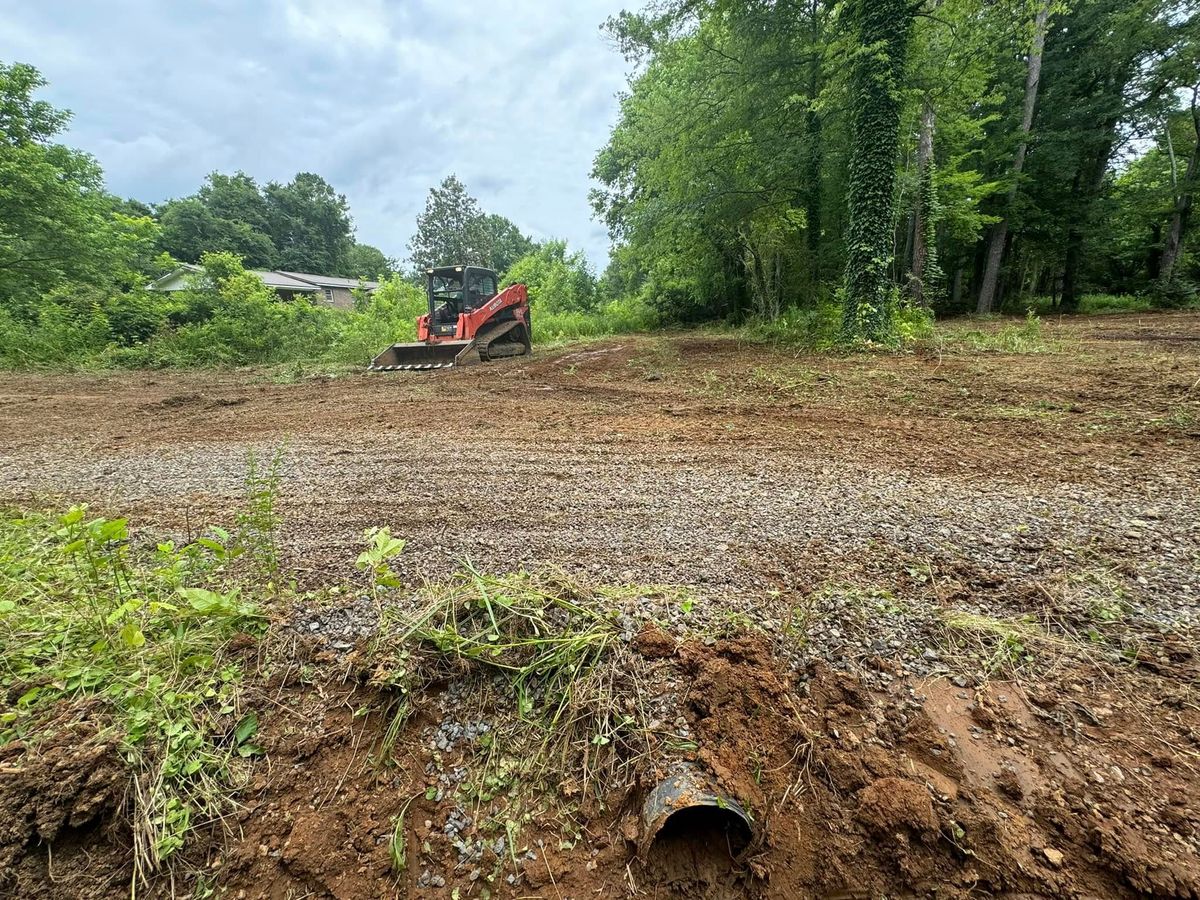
[911,97,937,306]
[976,0,1051,314]
[1061,137,1115,311]
[1160,89,1200,286]
[841,0,916,342]
[1148,223,1162,281]
[804,0,824,293]
[774,253,783,319]
[901,212,916,282]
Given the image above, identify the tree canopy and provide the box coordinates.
[155,170,380,276]
[0,62,160,312]
[592,0,1200,335]
[408,175,536,275]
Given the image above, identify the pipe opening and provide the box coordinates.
[650,803,754,859]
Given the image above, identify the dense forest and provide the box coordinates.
[1,0,1198,368]
[593,0,1200,339]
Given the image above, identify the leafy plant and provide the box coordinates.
[0,506,266,877]
[357,526,406,605]
[234,447,285,577]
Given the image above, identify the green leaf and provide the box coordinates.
[119,622,146,648]
[234,712,259,746]
[180,586,229,613]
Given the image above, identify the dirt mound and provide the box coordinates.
[4,631,1200,898]
[857,777,939,837]
[0,720,127,897]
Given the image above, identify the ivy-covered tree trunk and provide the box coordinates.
[977,0,1051,314]
[804,0,825,293]
[841,0,916,343]
[910,97,940,306]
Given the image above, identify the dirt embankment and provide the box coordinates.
[10,629,1197,899]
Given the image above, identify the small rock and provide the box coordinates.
[1042,847,1064,868]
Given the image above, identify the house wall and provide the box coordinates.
[151,272,192,292]
[325,287,355,310]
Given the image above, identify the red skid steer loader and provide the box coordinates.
[371,265,532,371]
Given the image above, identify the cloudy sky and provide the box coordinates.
[0,0,633,267]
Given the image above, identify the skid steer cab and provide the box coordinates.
[371,265,532,371]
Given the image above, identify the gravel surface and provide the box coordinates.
[1,321,1197,679]
[3,319,1199,900]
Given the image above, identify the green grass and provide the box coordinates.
[0,506,268,877]
[1024,291,1199,315]
[940,310,1051,353]
[362,554,683,835]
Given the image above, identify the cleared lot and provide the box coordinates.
[2,313,1198,898]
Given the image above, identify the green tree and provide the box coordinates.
[481,213,537,274]
[408,175,490,270]
[502,240,597,313]
[345,242,396,279]
[0,61,69,143]
[408,176,537,274]
[264,172,353,274]
[0,61,159,309]
[593,4,828,324]
[157,197,277,269]
[975,0,1053,314]
[199,172,272,236]
[1159,86,1200,287]
[840,0,917,341]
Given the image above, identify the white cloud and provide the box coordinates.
[0,0,631,267]
[279,0,395,52]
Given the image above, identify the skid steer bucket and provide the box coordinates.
[370,340,476,371]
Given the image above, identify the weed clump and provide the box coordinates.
[943,310,1051,354]
[364,558,666,826]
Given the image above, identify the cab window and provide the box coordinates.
[467,273,498,308]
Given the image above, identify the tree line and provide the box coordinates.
[591,0,1199,341]
[0,60,620,368]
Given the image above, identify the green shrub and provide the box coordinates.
[0,301,112,369]
[1149,280,1199,310]
[0,253,660,371]
[736,303,842,349]
[533,295,658,342]
[1077,293,1154,314]
[949,310,1049,353]
[503,240,598,313]
[325,276,427,365]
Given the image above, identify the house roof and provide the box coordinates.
[150,265,379,293]
[250,271,324,291]
[277,271,380,291]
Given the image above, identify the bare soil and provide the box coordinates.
[1,312,1198,899]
